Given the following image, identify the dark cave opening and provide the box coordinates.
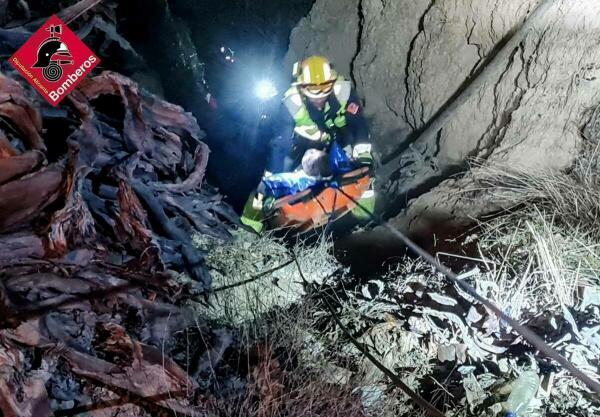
[117,0,315,210]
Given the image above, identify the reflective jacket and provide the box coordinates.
[266,78,369,173]
[283,76,352,142]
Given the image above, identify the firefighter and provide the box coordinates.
[241,56,373,233]
[269,55,372,173]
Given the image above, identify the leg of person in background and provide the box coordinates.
[240,191,266,234]
[240,130,294,234]
[282,142,303,173]
[241,121,309,233]
[268,130,295,174]
[337,119,376,220]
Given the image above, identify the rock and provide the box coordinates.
[466,306,483,325]
[456,343,468,363]
[361,279,384,299]
[200,231,340,323]
[321,364,353,385]
[498,359,510,373]
[287,0,600,239]
[458,365,476,376]
[429,292,458,306]
[357,385,385,409]
[284,0,361,78]
[580,286,600,311]
[539,373,555,398]
[437,344,456,362]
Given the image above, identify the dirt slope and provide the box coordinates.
[287,0,600,237]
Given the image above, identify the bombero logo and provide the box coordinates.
[32,24,73,82]
[9,15,100,107]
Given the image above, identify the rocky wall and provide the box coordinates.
[287,0,600,238]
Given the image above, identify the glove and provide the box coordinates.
[352,143,373,166]
[251,193,264,210]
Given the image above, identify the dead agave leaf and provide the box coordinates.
[0,336,52,417]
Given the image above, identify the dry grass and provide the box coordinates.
[201,293,371,417]
[471,208,600,316]
[194,232,377,416]
[206,362,366,417]
[474,137,600,236]
[468,137,600,315]
[451,135,600,415]
[193,230,340,325]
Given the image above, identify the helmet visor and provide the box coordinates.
[302,82,334,98]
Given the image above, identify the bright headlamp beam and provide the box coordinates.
[255,79,278,100]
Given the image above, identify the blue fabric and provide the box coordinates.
[328,141,353,175]
[262,171,319,198]
[262,141,352,198]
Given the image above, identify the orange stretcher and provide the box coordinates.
[267,167,370,232]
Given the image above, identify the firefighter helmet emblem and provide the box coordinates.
[31,24,73,82]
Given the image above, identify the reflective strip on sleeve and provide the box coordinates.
[294,125,323,141]
[283,92,303,116]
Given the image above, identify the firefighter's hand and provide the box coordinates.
[252,193,264,210]
[353,143,373,166]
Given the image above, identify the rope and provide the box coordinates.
[335,187,600,396]
[323,183,339,233]
[290,252,447,417]
[210,259,294,293]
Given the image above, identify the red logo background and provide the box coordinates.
[9,15,100,106]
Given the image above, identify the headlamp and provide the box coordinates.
[255,79,278,100]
